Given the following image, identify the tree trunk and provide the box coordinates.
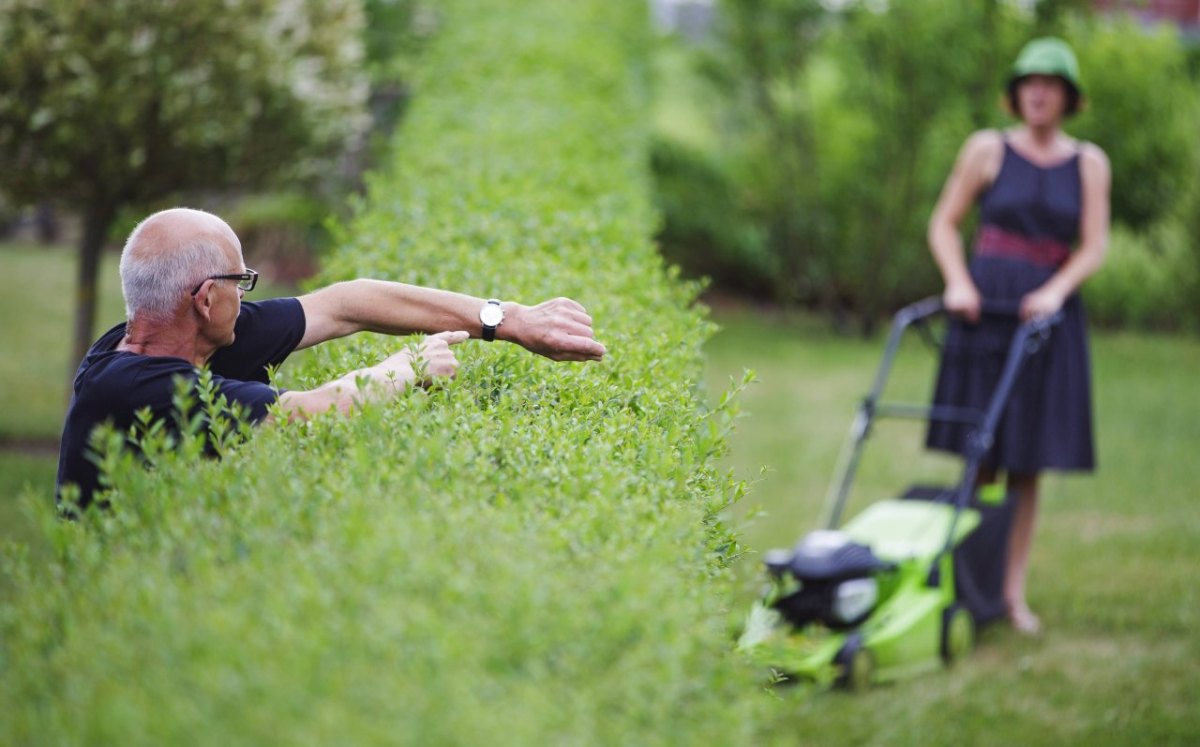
[35,201,61,244]
[70,203,117,389]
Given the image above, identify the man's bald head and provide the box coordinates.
[119,208,244,323]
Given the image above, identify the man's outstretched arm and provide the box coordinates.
[295,280,606,361]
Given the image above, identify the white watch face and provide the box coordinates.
[480,302,504,327]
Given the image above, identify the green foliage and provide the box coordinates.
[1083,220,1199,332]
[0,455,55,561]
[650,137,775,295]
[362,0,435,87]
[697,0,828,307]
[656,0,1031,327]
[225,191,331,278]
[0,0,369,209]
[1068,19,1200,231]
[361,0,434,149]
[1049,18,1200,331]
[803,0,1025,323]
[654,1,1200,331]
[0,1,762,743]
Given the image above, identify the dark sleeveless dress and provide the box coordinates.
[925,138,1095,473]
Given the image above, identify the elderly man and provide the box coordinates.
[57,208,606,510]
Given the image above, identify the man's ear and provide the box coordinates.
[192,281,214,322]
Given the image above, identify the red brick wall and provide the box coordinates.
[1093,0,1200,24]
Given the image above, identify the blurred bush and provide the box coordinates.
[1085,220,1199,332]
[651,137,775,295]
[1069,19,1200,231]
[653,0,1200,332]
[225,192,329,282]
[802,0,1023,330]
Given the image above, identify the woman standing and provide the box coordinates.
[925,38,1110,634]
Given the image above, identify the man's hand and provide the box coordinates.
[277,331,468,419]
[502,297,606,362]
[391,330,468,386]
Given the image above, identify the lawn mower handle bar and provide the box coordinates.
[825,296,1063,532]
[866,297,1061,408]
[891,296,1061,328]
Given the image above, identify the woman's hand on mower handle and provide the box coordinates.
[944,281,982,324]
[1019,286,1065,323]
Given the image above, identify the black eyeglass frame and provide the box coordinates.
[191,268,259,296]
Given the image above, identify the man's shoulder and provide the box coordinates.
[77,351,196,409]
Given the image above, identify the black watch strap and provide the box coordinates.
[481,299,503,342]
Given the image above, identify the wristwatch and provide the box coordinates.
[479,298,504,341]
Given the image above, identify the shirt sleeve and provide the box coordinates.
[212,376,282,424]
[209,298,306,384]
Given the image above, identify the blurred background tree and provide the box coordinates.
[0,0,371,370]
[652,0,1200,333]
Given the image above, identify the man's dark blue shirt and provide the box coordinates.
[56,298,306,510]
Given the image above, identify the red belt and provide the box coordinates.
[974,225,1070,268]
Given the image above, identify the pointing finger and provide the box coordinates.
[431,330,471,345]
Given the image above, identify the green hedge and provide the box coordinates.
[0,1,762,743]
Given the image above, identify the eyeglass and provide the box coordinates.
[191,268,258,296]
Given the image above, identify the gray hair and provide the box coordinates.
[120,223,229,323]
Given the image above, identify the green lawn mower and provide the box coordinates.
[737,298,1061,689]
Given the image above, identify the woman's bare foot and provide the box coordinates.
[1007,602,1042,636]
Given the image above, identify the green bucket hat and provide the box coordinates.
[1010,37,1082,94]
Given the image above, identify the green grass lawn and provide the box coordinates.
[705,305,1200,746]
[0,242,127,440]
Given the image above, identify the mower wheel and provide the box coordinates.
[834,635,873,691]
[941,604,975,665]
